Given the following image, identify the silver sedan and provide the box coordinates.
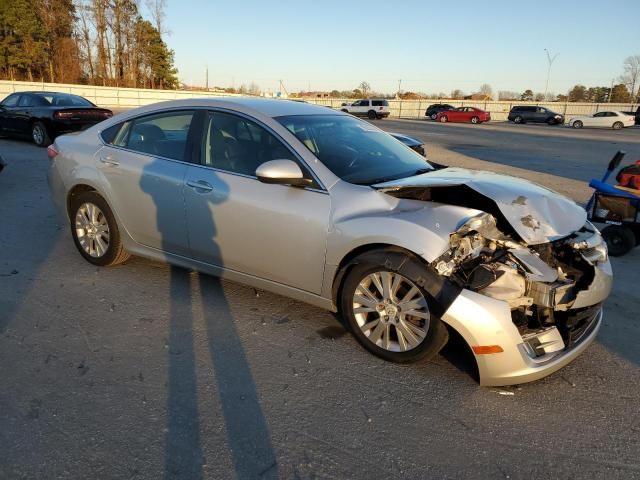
[48,98,612,386]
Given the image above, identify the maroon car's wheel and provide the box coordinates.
[439,116,448,123]
[471,116,480,124]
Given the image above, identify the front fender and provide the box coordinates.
[326,202,483,267]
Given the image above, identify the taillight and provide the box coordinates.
[54,111,74,119]
[103,111,113,118]
[47,145,58,159]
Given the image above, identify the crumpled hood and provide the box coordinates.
[373,167,587,245]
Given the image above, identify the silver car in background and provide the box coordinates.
[48,98,612,386]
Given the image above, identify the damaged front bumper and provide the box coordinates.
[440,258,611,386]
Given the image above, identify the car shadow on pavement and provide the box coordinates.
[140,155,278,480]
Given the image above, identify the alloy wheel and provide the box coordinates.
[32,125,44,145]
[352,271,430,352]
[75,202,110,257]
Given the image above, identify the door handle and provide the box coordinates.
[186,180,214,192]
[99,156,119,166]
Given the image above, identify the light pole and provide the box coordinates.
[544,49,558,100]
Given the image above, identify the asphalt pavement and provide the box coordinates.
[1,127,639,479]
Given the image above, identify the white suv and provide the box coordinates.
[340,99,390,119]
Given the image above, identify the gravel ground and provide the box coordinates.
[1,122,639,479]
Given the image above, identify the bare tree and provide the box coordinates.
[358,81,371,97]
[76,1,95,82]
[145,0,167,37]
[498,91,518,101]
[450,89,464,99]
[619,55,640,101]
[479,83,493,99]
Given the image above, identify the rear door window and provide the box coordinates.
[18,95,33,107]
[122,110,195,161]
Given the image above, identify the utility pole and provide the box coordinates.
[544,49,558,100]
[205,65,208,90]
[397,79,402,99]
[608,78,614,102]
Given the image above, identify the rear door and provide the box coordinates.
[97,109,198,256]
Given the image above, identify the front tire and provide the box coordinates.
[612,121,624,130]
[69,191,130,266]
[513,116,524,124]
[31,121,51,147]
[339,251,449,363]
[572,120,583,129]
[439,115,448,123]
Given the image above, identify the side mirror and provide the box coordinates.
[256,159,312,187]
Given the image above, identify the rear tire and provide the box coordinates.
[339,250,449,363]
[69,191,130,266]
[471,116,479,124]
[367,110,377,120]
[572,120,583,129]
[31,121,51,147]
[439,115,448,123]
[612,121,624,130]
[601,225,635,256]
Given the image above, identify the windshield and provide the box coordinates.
[275,114,432,185]
[35,93,94,107]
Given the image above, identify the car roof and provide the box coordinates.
[117,97,343,119]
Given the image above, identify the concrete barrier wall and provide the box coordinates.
[1,80,637,120]
[303,98,640,121]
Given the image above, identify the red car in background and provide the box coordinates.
[435,106,490,124]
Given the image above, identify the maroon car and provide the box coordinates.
[435,106,490,124]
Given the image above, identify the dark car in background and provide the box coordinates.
[508,105,564,125]
[389,132,426,156]
[0,91,112,146]
[425,103,454,120]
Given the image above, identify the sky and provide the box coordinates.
[158,0,640,96]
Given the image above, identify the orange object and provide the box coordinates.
[472,345,504,354]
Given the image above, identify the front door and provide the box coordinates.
[184,110,331,294]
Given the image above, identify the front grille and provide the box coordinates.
[555,304,602,347]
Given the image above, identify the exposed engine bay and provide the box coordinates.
[431,213,607,358]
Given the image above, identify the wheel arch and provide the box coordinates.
[330,243,462,320]
[66,183,99,219]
